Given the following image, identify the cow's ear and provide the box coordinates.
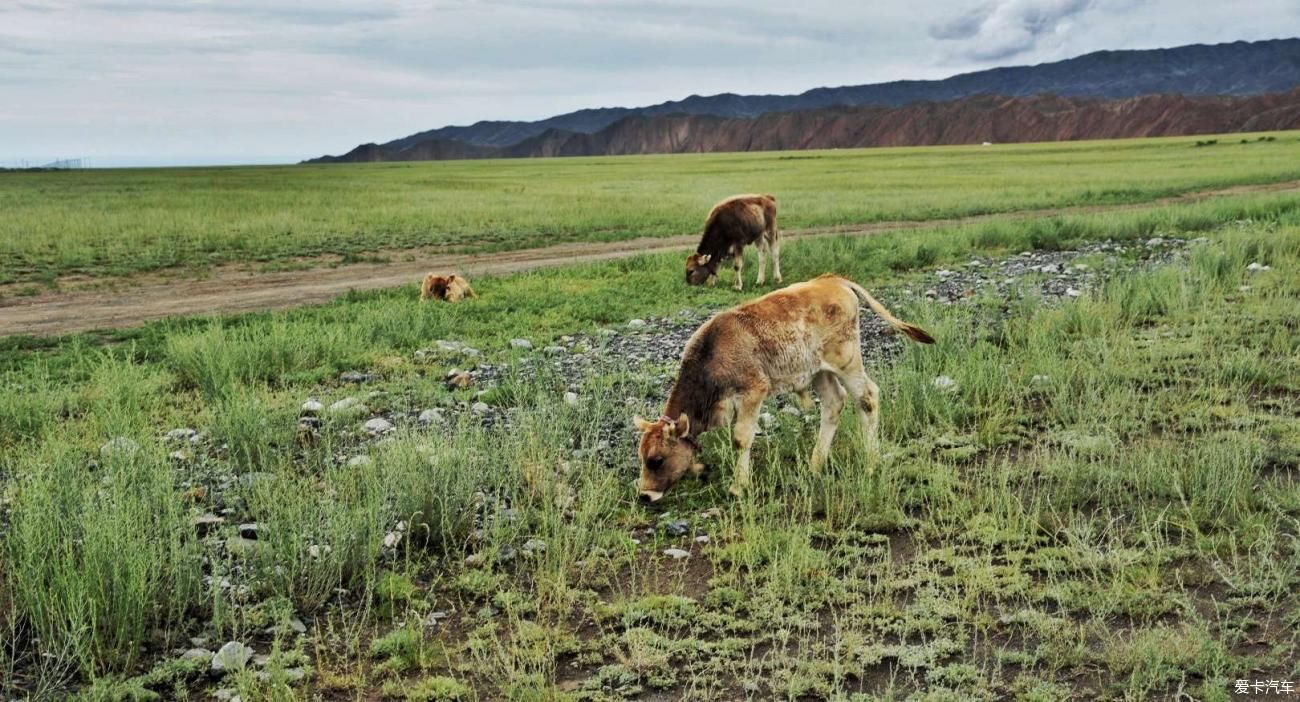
[633,415,653,432]
[697,254,711,265]
[674,413,690,438]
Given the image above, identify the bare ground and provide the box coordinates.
[2,179,1297,338]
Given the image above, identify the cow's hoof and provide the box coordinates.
[728,482,748,497]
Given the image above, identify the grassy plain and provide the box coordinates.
[1,133,1300,287]
[0,141,1298,700]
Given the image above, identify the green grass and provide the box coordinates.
[2,132,1300,285]
[1,147,1298,700]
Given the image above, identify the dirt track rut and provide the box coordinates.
[3,179,1297,338]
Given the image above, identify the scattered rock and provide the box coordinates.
[1246,261,1271,272]
[339,371,376,384]
[627,319,647,328]
[471,402,490,415]
[424,611,450,628]
[543,345,566,355]
[662,519,690,537]
[1031,374,1051,384]
[780,405,802,417]
[563,392,579,407]
[695,535,711,545]
[166,427,198,442]
[363,417,394,435]
[346,455,372,468]
[211,689,239,702]
[99,436,139,458]
[1065,287,1082,297]
[193,514,225,534]
[510,338,534,350]
[237,523,261,540]
[1145,237,1164,247]
[932,376,958,392]
[181,647,211,661]
[759,412,776,429]
[211,641,254,674]
[383,532,402,549]
[287,617,307,634]
[522,539,546,554]
[418,408,445,424]
[327,397,363,414]
[301,399,323,414]
[663,548,690,560]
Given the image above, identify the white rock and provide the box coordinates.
[510,338,533,350]
[328,397,361,414]
[346,455,371,468]
[563,392,579,406]
[301,399,323,414]
[780,405,802,416]
[383,531,401,549]
[627,319,647,328]
[1145,237,1164,247]
[663,548,691,560]
[99,436,139,457]
[936,269,954,278]
[932,376,958,392]
[211,641,254,674]
[1246,261,1271,272]
[522,539,546,553]
[1065,288,1082,298]
[695,535,711,545]
[363,417,394,434]
[1031,374,1050,384]
[1238,285,1252,292]
[471,402,490,414]
[759,412,776,429]
[166,427,198,441]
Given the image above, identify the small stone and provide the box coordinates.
[193,513,225,534]
[663,519,690,537]
[339,371,375,384]
[497,544,517,563]
[347,455,372,468]
[1065,287,1082,297]
[509,338,534,350]
[237,522,261,540]
[932,375,958,392]
[695,535,711,545]
[1031,374,1050,384]
[99,436,139,458]
[598,328,618,337]
[169,449,191,462]
[166,427,198,442]
[563,392,579,406]
[464,553,484,567]
[328,397,362,414]
[181,647,211,661]
[663,548,690,560]
[627,319,647,328]
[363,417,394,434]
[287,617,307,634]
[759,412,776,429]
[211,641,254,674]
[471,402,490,415]
[418,408,444,424]
[212,689,238,702]
[383,532,401,549]
[301,399,323,414]
[522,539,546,554]
[543,345,566,355]
[1238,285,1252,292]
[936,269,954,278]
[924,289,939,298]
[282,668,306,682]
[1246,261,1271,272]
[1145,237,1164,247]
[780,405,801,416]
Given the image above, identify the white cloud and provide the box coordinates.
[0,0,1296,165]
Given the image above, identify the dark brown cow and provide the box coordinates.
[685,194,781,291]
[420,273,476,302]
[634,274,934,502]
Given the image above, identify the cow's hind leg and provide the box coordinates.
[809,372,846,472]
[755,240,767,287]
[728,388,767,495]
[769,231,783,284]
[831,362,882,458]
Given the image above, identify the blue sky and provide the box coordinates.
[1,0,1297,167]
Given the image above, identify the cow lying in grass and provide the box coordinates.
[420,273,476,302]
[685,193,781,291]
[634,274,934,502]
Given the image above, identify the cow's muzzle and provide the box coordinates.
[638,490,664,504]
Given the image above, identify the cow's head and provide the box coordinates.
[684,254,716,286]
[421,274,451,301]
[633,413,703,503]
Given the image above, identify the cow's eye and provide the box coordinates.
[646,456,664,472]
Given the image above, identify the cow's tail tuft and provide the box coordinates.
[841,278,935,344]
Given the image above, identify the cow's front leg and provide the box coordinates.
[732,247,745,292]
[809,372,846,472]
[728,390,766,495]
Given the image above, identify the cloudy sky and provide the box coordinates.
[1,0,1297,166]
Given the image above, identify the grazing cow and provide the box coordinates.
[420,273,476,302]
[633,274,934,502]
[685,194,781,291]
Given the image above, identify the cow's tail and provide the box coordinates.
[841,278,935,344]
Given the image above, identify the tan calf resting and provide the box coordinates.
[634,274,934,502]
[420,273,476,302]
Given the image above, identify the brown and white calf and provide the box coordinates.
[420,273,476,302]
[685,194,781,291]
[634,274,934,502]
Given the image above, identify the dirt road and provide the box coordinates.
[3,180,1297,338]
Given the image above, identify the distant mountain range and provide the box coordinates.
[308,38,1300,163]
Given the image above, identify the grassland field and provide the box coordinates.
[0,136,1298,700]
[1,132,1300,290]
